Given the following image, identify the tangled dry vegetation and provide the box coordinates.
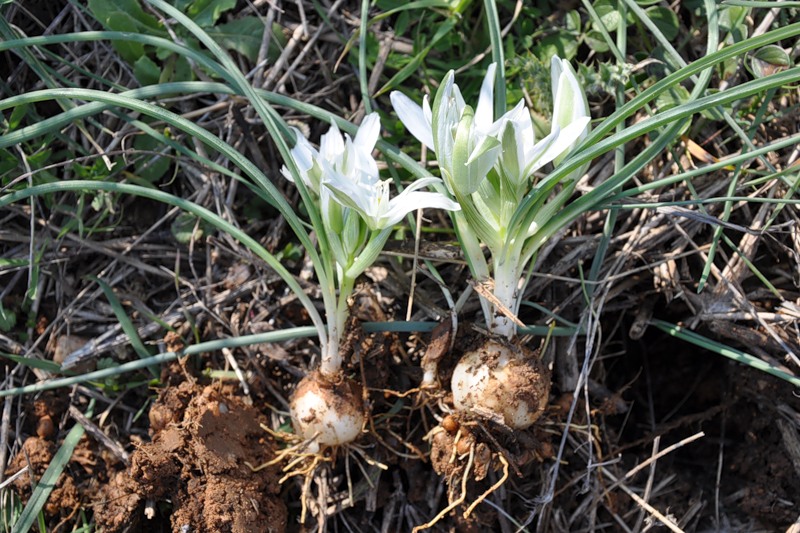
[1,1,800,532]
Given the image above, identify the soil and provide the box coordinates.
[93,375,287,533]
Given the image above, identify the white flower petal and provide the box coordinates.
[423,95,432,128]
[550,56,564,104]
[354,112,381,152]
[282,131,319,190]
[379,190,460,229]
[475,63,497,132]
[390,91,435,150]
[319,121,344,162]
[552,58,589,133]
[322,171,375,218]
[527,117,591,174]
[291,134,315,174]
[400,176,445,194]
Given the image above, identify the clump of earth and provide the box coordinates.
[95,378,287,533]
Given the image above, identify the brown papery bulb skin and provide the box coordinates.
[451,339,550,429]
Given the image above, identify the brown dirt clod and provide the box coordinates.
[95,381,287,533]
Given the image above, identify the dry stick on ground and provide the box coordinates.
[705,184,800,367]
[601,467,685,533]
[274,0,349,94]
[68,404,130,465]
[543,205,703,528]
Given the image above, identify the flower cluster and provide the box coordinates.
[391,58,591,338]
[283,113,460,277]
[281,112,459,371]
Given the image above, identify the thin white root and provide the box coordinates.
[411,445,475,532]
[463,452,509,518]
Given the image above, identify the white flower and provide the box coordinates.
[281,130,322,193]
[281,113,382,194]
[282,112,460,232]
[550,56,591,166]
[392,60,591,193]
[490,58,590,187]
[391,65,500,196]
[323,175,460,231]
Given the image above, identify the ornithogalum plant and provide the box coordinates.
[392,59,590,429]
[282,112,460,449]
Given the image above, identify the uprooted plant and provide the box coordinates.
[393,58,590,431]
[280,113,459,450]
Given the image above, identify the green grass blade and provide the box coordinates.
[91,277,152,361]
[651,320,800,387]
[0,31,235,84]
[11,403,91,533]
[359,0,372,114]
[612,132,800,198]
[0,353,63,373]
[519,66,800,254]
[0,328,319,398]
[90,276,158,376]
[721,0,800,6]
[511,21,800,231]
[143,0,335,306]
[483,0,505,115]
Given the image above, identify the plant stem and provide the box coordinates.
[320,272,355,377]
[490,250,521,339]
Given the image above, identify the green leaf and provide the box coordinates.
[653,85,692,137]
[184,0,236,27]
[565,10,581,33]
[0,148,18,178]
[533,30,580,61]
[584,29,610,53]
[0,302,16,332]
[13,404,91,533]
[133,55,161,86]
[719,5,748,43]
[652,320,800,387]
[646,6,680,41]
[0,352,62,372]
[133,132,172,183]
[751,45,791,78]
[171,212,212,243]
[8,104,28,130]
[87,0,162,63]
[208,17,275,62]
[91,277,156,370]
[593,0,622,32]
[375,16,457,96]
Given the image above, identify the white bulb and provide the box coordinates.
[451,340,549,429]
[290,371,365,449]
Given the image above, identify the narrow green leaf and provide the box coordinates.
[0,302,16,332]
[0,328,318,397]
[652,320,800,388]
[721,0,800,6]
[13,403,91,533]
[91,277,156,374]
[0,352,63,373]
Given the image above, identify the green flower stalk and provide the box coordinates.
[392,59,590,428]
[281,113,459,447]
